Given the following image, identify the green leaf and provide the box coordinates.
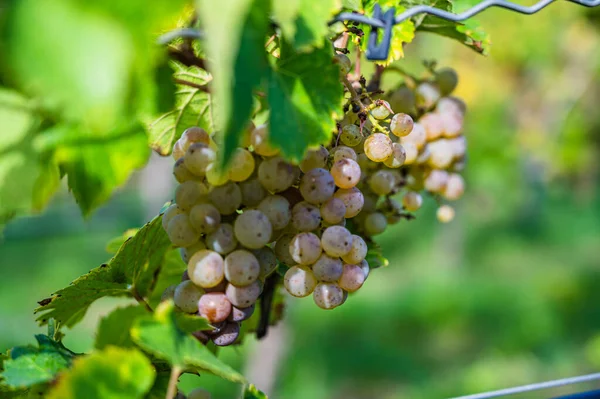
[148,249,187,308]
[131,301,246,383]
[105,228,141,254]
[365,240,389,269]
[342,0,362,12]
[144,371,171,399]
[273,0,338,50]
[95,306,148,350]
[146,65,214,156]
[35,215,171,327]
[196,0,270,166]
[244,384,268,399]
[268,42,344,161]
[46,346,155,399]
[174,313,213,334]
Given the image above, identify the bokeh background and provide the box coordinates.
[2,3,600,399]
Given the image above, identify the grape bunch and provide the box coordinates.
[160,56,468,347]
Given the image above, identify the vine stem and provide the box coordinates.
[131,288,153,313]
[341,76,387,133]
[166,365,182,399]
[173,78,210,92]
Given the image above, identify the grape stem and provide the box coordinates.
[341,76,388,133]
[165,365,182,399]
[167,46,206,70]
[131,288,153,313]
[173,78,210,92]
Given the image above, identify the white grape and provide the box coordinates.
[333,187,364,218]
[440,112,463,138]
[364,133,393,162]
[274,234,297,266]
[333,53,352,75]
[227,148,255,182]
[321,226,353,257]
[160,284,177,302]
[330,159,361,189]
[175,181,208,211]
[358,259,370,280]
[427,139,454,169]
[209,182,242,215]
[258,195,291,230]
[291,201,321,231]
[300,146,329,173]
[162,204,184,231]
[320,198,346,225]
[224,250,260,287]
[205,224,238,255]
[338,264,365,292]
[205,162,229,186]
[424,169,449,193]
[198,292,232,323]
[400,122,427,150]
[173,280,204,313]
[240,178,267,207]
[364,212,387,236]
[252,247,278,279]
[225,281,261,308]
[402,191,423,212]
[184,143,216,176]
[258,157,296,193]
[341,235,367,264]
[234,210,272,249]
[167,214,199,247]
[313,283,344,310]
[188,250,225,288]
[284,266,318,297]
[368,170,396,196]
[289,232,322,265]
[189,203,221,234]
[443,173,465,200]
[420,112,444,141]
[383,143,407,168]
[173,158,198,183]
[251,124,279,156]
[299,168,335,204]
[437,204,455,223]
[332,146,357,162]
[371,101,391,120]
[341,124,363,147]
[402,142,419,165]
[312,254,343,282]
[390,113,414,137]
[415,82,441,110]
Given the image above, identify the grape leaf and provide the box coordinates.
[105,228,141,254]
[144,371,171,399]
[148,249,187,308]
[95,305,148,350]
[273,0,338,51]
[342,0,362,12]
[268,42,344,161]
[146,64,214,156]
[46,347,155,399]
[131,301,246,383]
[365,240,389,269]
[244,384,268,399]
[35,215,171,327]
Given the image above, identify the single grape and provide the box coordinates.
[400,123,427,150]
[227,148,255,182]
[364,133,393,162]
[338,263,365,292]
[440,112,463,138]
[258,195,291,230]
[239,178,267,207]
[320,197,346,225]
[387,84,416,115]
[330,158,361,189]
[289,232,322,265]
[333,53,352,75]
[437,96,466,117]
[229,304,255,322]
[188,250,225,288]
[160,284,177,302]
[332,146,357,162]
[198,292,232,323]
[420,112,444,141]
[205,162,229,186]
[175,181,208,211]
[427,139,454,169]
[358,259,370,280]
[447,136,467,160]
[390,113,414,137]
[275,234,297,266]
[415,82,441,110]
[299,168,336,204]
[205,224,238,255]
[321,226,353,257]
[340,124,363,147]
[313,282,345,310]
[173,158,198,183]
[435,68,459,96]
[291,201,321,231]
[174,280,204,313]
[424,169,449,193]
[341,235,367,264]
[234,210,273,249]
[402,191,423,212]
[212,321,240,346]
[252,247,278,279]
[443,173,465,200]
[258,157,296,193]
[225,281,261,308]
[224,250,260,287]
[188,388,212,399]
[209,182,242,215]
[382,143,406,169]
[184,143,216,176]
[162,204,184,231]
[333,187,364,218]
[284,266,318,297]
[368,170,396,196]
[167,214,199,247]
[364,212,387,236]
[437,204,455,223]
[312,254,343,282]
[371,101,392,120]
[189,203,221,234]
[300,146,329,173]
[251,124,279,156]
[182,127,211,147]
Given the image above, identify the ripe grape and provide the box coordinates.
[175,181,208,211]
[258,157,296,193]
[402,191,423,212]
[437,96,466,117]
[240,178,267,207]
[357,153,377,171]
[400,123,427,150]
[312,254,343,282]
[364,212,387,235]
[437,204,455,223]
[368,170,396,196]
[420,113,444,141]
[188,250,225,288]
[224,250,260,287]
[321,226,353,257]
[228,148,255,182]
[390,113,414,137]
[160,284,177,302]
[330,159,361,189]
[252,247,278,279]
[229,304,255,322]
[402,142,419,165]
[162,204,184,231]
[424,169,449,193]
[275,234,297,266]
[167,214,199,247]
[299,168,336,204]
[205,162,229,186]
[212,322,240,346]
[182,127,211,147]
[313,282,345,310]
[234,210,272,249]
[205,224,238,255]
[427,139,454,169]
[251,124,279,157]
[333,187,364,218]
[333,53,352,75]
[174,280,204,313]
[358,259,370,280]
[300,146,329,172]
[332,146,357,162]
[198,292,232,323]
[189,203,221,234]
[284,266,318,297]
[371,101,391,120]
[173,158,198,183]
[341,124,362,146]
[209,182,242,215]
[364,133,393,162]
[440,112,463,138]
[415,82,441,110]
[387,84,416,114]
[320,197,346,225]
[444,173,465,200]
[338,264,365,292]
[258,195,291,230]
[225,281,261,308]
[447,136,467,159]
[383,143,407,168]
[291,201,322,231]
[289,232,322,265]
[341,235,367,264]
[188,388,212,399]
[435,68,459,96]
[184,143,216,176]
[182,240,207,264]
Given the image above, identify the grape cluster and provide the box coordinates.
[160,57,468,347]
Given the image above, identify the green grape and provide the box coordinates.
[313,282,344,310]
[188,388,212,399]
[390,113,414,137]
[188,250,225,288]
[341,124,363,147]
[212,321,241,346]
[162,204,184,231]
[402,191,423,212]
[435,68,459,96]
[198,292,232,323]
[225,281,261,308]
[383,143,407,168]
[321,226,353,257]
[436,204,455,223]
[320,197,346,225]
[332,146,357,162]
[209,182,242,215]
[400,122,427,150]
[289,232,322,265]
[284,266,318,297]
[258,156,296,193]
[357,152,377,171]
[299,168,336,204]
[368,170,396,196]
[160,284,177,302]
[330,159,361,189]
[333,53,352,75]
[205,223,238,255]
[258,195,291,230]
[234,210,272,249]
[424,169,449,193]
[338,264,365,292]
[312,254,343,282]
[173,280,204,313]
[175,181,208,211]
[364,133,393,162]
[182,240,207,264]
[205,162,229,186]
[371,101,391,120]
[364,212,387,235]
[274,233,297,266]
[189,203,221,234]
[415,82,441,110]
[224,250,260,287]
[172,127,210,161]
[167,214,199,247]
[240,177,267,207]
[184,143,216,176]
[291,201,322,231]
[227,148,255,182]
[333,187,364,218]
[361,193,379,213]
[341,235,367,264]
[251,124,279,157]
[300,146,329,173]
[387,84,416,114]
[443,173,465,200]
[173,158,198,183]
[252,247,278,279]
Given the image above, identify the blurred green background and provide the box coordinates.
[2,3,600,399]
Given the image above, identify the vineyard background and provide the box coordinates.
[2,4,600,399]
